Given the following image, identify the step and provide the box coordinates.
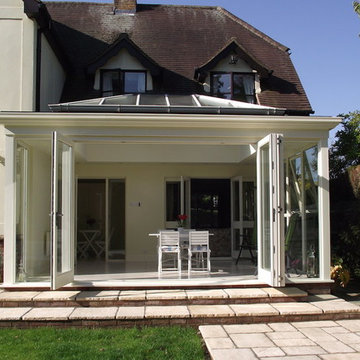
[0,294,359,328]
[0,287,308,307]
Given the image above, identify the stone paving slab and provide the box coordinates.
[320,355,360,360]
[298,327,337,343]
[224,288,268,299]
[230,332,274,348]
[116,306,145,319]
[199,325,228,338]
[271,302,323,315]
[336,319,360,331]
[253,346,285,357]
[209,348,258,360]
[224,324,272,334]
[188,304,234,317]
[76,290,120,301]
[146,289,187,300]
[69,307,118,320]
[262,287,307,298]
[292,321,338,328]
[311,299,360,314]
[0,291,40,301]
[230,303,279,317]
[118,290,146,301]
[268,322,298,332]
[316,340,355,353]
[186,289,228,299]
[0,307,32,320]
[33,291,80,301]
[22,307,74,321]
[201,318,360,360]
[145,306,189,318]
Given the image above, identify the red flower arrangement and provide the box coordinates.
[177,214,188,227]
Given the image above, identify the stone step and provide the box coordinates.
[0,295,359,328]
[0,287,308,307]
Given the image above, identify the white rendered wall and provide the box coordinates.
[40,34,66,111]
[0,0,37,111]
[76,163,256,262]
[94,48,154,91]
[0,0,37,238]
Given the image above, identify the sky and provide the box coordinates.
[45,0,360,120]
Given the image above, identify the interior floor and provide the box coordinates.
[74,258,257,283]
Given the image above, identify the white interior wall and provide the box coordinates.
[76,162,256,262]
[0,0,36,111]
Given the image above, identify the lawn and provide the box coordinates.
[0,326,206,360]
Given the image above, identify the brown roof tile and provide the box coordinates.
[44,1,312,113]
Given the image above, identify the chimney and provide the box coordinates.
[114,0,137,13]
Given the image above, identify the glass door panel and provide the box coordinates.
[231,177,243,258]
[108,179,125,260]
[51,131,74,290]
[257,134,285,286]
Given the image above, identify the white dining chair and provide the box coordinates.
[158,230,181,278]
[188,230,211,277]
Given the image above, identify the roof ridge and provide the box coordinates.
[217,6,289,53]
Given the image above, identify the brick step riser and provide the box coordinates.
[0,296,308,308]
[1,312,360,329]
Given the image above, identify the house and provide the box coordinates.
[0,0,340,289]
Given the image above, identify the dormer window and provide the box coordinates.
[210,72,255,103]
[101,69,146,96]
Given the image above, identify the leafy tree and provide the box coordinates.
[355,1,360,16]
[329,111,360,180]
[330,110,360,278]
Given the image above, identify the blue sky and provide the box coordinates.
[46,0,360,118]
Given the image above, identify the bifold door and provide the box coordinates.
[257,134,285,287]
[50,131,74,290]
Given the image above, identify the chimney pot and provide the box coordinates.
[114,0,137,13]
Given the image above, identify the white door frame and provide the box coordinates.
[257,133,285,287]
[50,131,75,290]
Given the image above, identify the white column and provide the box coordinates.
[4,134,16,284]
[318,137,331,281]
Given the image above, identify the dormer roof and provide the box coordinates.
[86,33,162,76]
[194,39,272,83]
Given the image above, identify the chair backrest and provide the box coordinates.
[159,231,180,246]
[189,231,209,247]
[285,213,300,252]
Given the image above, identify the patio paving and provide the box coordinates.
[200,319,360,360]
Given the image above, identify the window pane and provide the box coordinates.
[232,180,240,222]
[233,74,255,103]
[260,144,271,271]
[102,71,121,96]
[16,143,27,282]
[124,72,146,93]
[286,145,319,278]
[166,182,180,222]
[243,182,255,221]
[211,73,231,98]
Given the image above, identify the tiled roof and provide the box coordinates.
[43,2,313,114]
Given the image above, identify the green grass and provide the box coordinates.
[0,327,205,360]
